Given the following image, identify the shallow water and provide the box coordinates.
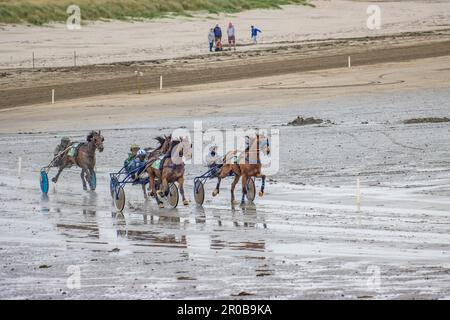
[0,89,449,299]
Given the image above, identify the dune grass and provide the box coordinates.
[0,0,313,25]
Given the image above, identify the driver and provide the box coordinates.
[54,136,71,158]
[124,144,141,168]
[53,136,72,167]
[205,144,223,176]
[127,149,147,180]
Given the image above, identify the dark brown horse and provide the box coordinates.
[52,131,104,191]
[147,137,192,208]
[213,134,270,205]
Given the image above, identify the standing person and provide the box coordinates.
[208,28,215,52]
[213,24,222,51]
[251,25,262,44]
[227,22,236,51]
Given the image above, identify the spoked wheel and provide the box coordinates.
[246,178,256,202]
[114,187,126,212]
[167,183,179,209]
[40,170,49,195]
[194,180,205,206]
[90,171,97,191]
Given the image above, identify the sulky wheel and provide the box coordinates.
[167,183,179,209]
[40,170,49,195]
[114,187,126,212]
[246,178,256,202]
[194,180,205,206]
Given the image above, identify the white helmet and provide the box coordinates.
[137,149,146,157]
[209,144,218,152]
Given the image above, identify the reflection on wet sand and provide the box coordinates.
[210,202,267,252]
[56,193,101,239]
[114,212,188,249]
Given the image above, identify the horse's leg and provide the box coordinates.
[212,177,222,197]
[230,174,240,205]
[240,174,248,206]
[87,168,96,191]
[148,170,163,208]
[178,176,189,206]
[142,184,148,199]
[52,161,68,183]
[80,168,87,191]
[256,173,266,197]
[213,166,229,197]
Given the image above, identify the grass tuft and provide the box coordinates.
[0,0,313,25]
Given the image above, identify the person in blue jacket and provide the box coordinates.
[213,24,223,51]
[251,25,262,44]
[127,149,147,180]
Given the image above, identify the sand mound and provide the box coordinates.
[404,117,450,124]
[287,116,331,126]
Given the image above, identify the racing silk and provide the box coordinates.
[127,157,146,173]
[123,153,135,168]
[67,143,81,158]
[151,155,165,170]
[54,142,70,157]
[251,27,261,37]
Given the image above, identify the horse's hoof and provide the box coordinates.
[157,190,164,197]
[212,190,219,197]
[158,203,165,209]
[259,191,264,197]
[51,178,57,183]
[231,200,239,205]
[148,192,155,197]
[83,186,88,191]
[183,200,189,206]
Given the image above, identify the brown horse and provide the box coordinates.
[147,135,172,162]
[52,130,104,191]
[147,137,192,208]
[213,134,270,205]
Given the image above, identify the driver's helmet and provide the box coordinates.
[61,136,70,143]
[130,143,140,152]
[137,149,146,158]
[209,144,218,152]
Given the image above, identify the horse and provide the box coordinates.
[147,137,192,208]
[52,130,104,191]
[146,135,172,161]
[213,134,270,205]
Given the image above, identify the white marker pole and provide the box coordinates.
[356,177,361,212]
[52,89,55,104]
[160,75,163,90]
[18,157,22,181]
[348,56,351,68]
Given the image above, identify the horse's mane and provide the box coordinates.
[154,136,166,149]
[86,131,98,142]
[167,139,181,155]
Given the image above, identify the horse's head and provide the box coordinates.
[178,136,193,160]
[87,130,104,152]
[162,135,172,154]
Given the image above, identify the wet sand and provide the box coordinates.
[0,55,449,299]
